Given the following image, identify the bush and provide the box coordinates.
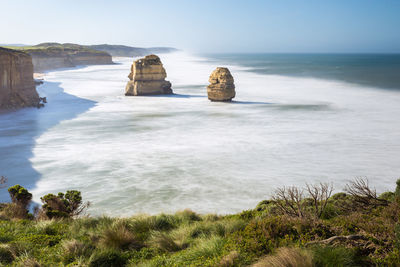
[0,245,14,264]
[88,249,128,267]
[5,185,32,219]
[8,185,32,208]
[40,190,88,219]
[224,216,299,261]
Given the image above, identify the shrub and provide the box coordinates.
[379,191,395,202]
[8,185,32,208]
[252,247,313,267]
[88,249,128,267]
[224,216,299,261]
[40,190,88,219]
[5,185,32,219]
[0,245,14,264]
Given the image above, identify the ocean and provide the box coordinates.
[1,52,400,216]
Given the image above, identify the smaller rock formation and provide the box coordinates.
[207,67,235,102]
[125,55,172,96]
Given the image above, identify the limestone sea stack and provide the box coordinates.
[125,55,172,96]
[207,67,235,102]
[0,47,40,109]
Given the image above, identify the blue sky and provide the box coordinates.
[1,0,399,53]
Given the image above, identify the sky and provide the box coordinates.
[0,0,399,53]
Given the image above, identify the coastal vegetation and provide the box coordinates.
[0,178,399,266]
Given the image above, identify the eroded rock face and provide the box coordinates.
[207,67,235,102]
[30,50,113,72]
[0,48,40,109]
[125,55,172,96]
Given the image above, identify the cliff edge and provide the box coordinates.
[0,48,40,109]
[4,43,114,72]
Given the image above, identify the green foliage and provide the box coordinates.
[6,185,32,219]
[0,179,400,266]
[88,249,128,267]
[40,190,83,219]
[0,245,14,264]
[224,216,298,264]
[62,239,93,264]
[311,246,364,267]
[380,191,395,202]
[99,221,143,250]
[8,184,32,207]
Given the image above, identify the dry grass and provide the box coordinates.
[0,203,28,219]
[17,258,41,267]
[219,251,239,267]
[62,239,91,258]
[252,247,313,267]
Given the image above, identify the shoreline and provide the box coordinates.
[1,53,400,217]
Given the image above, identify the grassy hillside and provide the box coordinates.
[88,44,178,57]
[2,43,109,56]
[1,43,178,57]
[0,178,399,266]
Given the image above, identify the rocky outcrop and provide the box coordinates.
[125,55,172,96]
[0,48,40,109]
[207,67,235,102]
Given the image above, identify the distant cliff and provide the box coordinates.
[4,43,114,72]
[88,44,178,57]
[0,48,40,109]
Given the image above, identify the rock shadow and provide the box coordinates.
[145,93,206,99]
[230,100,272,105]
[0,81,96,201]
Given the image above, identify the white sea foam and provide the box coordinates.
[3,51,400,216]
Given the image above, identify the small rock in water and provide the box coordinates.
[207,67,235,102]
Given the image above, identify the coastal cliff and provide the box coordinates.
[0,48,40,109]
[125,54,172,96]
[6,43,113,72]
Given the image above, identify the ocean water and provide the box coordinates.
[1,52,400,216]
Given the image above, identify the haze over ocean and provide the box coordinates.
[1,52,399,215]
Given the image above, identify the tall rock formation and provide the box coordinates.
[125,55,172,96]
[207,67,235,102]
[0,48,40,109]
